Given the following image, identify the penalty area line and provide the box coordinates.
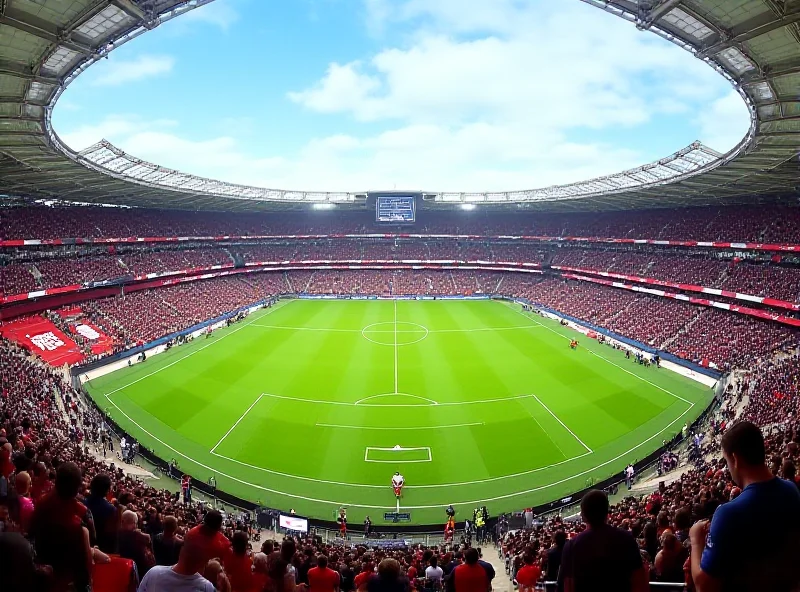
[210,393,264,454]
[316,422,484,430]
[531,393,592,453]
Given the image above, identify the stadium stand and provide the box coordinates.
[5,204,800,244]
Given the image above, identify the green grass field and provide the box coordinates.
[86,298,714,525]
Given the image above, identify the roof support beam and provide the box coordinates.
[111,0,145,21]
[744,56,800,83]
[0,12,92,55]
[642,0,683,25]
[0,59,59,84]
[0,130,44,137]
[0,115,41,122]
[699,9,800,57]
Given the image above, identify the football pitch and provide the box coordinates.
[85,298,714,525]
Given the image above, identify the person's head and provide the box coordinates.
[280,538,296,562]
[378,558,400,580]
[782,460,796,481]
[673,507,691,532]
[89,473,112,498]
[429,556,437,568]
[163,515,178,535]
[464,547,479,566]
[660,532,677,551]
[553,530,567,548]
[203,510,223,533]
[232,531,249,555]
[522,551,535,566]
[54,461,82,500]
[721,422,766,486]
[643,521,657,543]
[580,490,609,528]
[121,510,138,531]
[204,559,223,583]
[254,552,269,574]
[178,533,211,574]
[15,471,31,495]
[317,554,328,569]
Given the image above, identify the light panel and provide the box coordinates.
[76,5,132,40]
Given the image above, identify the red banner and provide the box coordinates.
[0,316,85,366]
[69,320,115,356]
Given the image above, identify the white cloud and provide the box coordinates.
[58,114,643,192]
[694,91,752,153]
[91,55,175,87]
[181,1,240,31]
[60,115,178,152]
[291,2,733,136]
[57,0,752,192]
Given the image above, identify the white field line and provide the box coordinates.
[354,393,440,405]
[107,377,695,507]
[103,374,692,503]
[210,394,264,453]
[509,305,694,406]
[522,403,567,458]
[260,391,543,408]
[250,324,541,334]
[96,300,702,510]
[105,301,292,398]
[316,422,484,430]
[394,299,399,394]
[531,394,593,453]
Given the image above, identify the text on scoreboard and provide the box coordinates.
[376,195,416,224]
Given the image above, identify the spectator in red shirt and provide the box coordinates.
[118,509,155,578]
[253,552,270,592]
[29,461,93,592]
[355,561,375,591]
[29,461,52,503]
[187,509,231,563]
[225,530,254,592]
[308,554,341,592]
[452,548,489,592]
[13,471,34,534]
[515,551,541,592]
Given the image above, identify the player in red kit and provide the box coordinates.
[392,472,405,498]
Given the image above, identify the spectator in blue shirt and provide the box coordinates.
[690,421,800,592]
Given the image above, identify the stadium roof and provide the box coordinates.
[0,0,798,213]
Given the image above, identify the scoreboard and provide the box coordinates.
[375,194,416,224]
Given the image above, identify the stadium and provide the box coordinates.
[1,0,799,591]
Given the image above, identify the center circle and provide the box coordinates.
[361,322,429,346]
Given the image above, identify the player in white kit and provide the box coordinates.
[392,472,405,498]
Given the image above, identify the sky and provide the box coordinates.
[52,0,752,193]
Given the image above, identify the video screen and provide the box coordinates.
[279,514,308,533]
[376,195,416,224]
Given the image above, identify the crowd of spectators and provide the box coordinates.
[499,418,800,590]
[4,203,800,244]
[83,276,281,346]
[504,277,799,369]
[4,322,800,591]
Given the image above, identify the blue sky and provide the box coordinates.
[53,0,751,193]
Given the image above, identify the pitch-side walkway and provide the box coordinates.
[485,550,514,592]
